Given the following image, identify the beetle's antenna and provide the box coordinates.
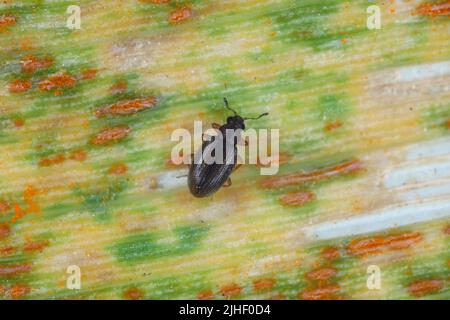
[223,97,237,115]
[244,112,269,121]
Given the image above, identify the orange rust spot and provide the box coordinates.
[20,54,53,74]
[169,7,193,24]
[23,240,49,253]
[306,267,337,281]
[341,38,347,44]
[9,284,30,299]
[280,190,316,206]
[10,185,41,224]
[81,69,98,80]
[13,118,25,127]
[39,153,66,167]
[347,232,423,256]
[9,79,31,93]
[253,278,276,292]
[95,97,158,117]
[0,15,16,29]
[445,119,450,129]
[325,121,343,132]
[110,80,127,94]
[408,280,443,297]
[321,247,340,261]
[0,224,10,239]
[300,285,340,300]
[38,73,76,92]
[219,283,242,298]
[123,287,144,300]
[389,7,396,13]
[91,125,131,145]
[0,263,31,277]
[417,2,450,16]
[261,159,364,189]
[0,246,15,256]
[197,289,214,300]
[108,163,128,175]
[69,150,87,162]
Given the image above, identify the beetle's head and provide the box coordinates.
[226,115,245,130]
[223,97,268,130]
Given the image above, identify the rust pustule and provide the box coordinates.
[110,80,128,94]
[321,247,341,261]
[0,246,15,256]
[91,126,131,145]
[13,118,25,127]
[0,15,16,30]
[408,280,443,297]
[219,283,242,298]
[38,73,76,92]
[20,54,53,74]
[197,289,214,300]
[169,7,193,24]
[9,284,30,299]
[39,154,66,167]
[347,232,423,256]
[0,224,10,239]
[23,240,49,253]
[325,121,343,132]
[81,69,98,80]
[280,190,316,206]
[94,97,158,117]
[123,287,144,300]
[261,159,364,188]
[306,267,337,281]
[69,150,87,162]
[253,278,276,292]
[108,163,128,175]
[0,263,32,277]
[445,119,450,129]
[417,1,450,16]
[9,79,31,93]
[300,285,340,300]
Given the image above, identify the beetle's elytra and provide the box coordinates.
[188,98,268,198]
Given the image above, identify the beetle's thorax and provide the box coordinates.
[225,115,245,130]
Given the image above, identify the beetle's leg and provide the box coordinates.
[233,164,242,172]
[223,177,232,187]
[212,123,221,130]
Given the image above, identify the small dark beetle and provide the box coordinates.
[188,98,268,198]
